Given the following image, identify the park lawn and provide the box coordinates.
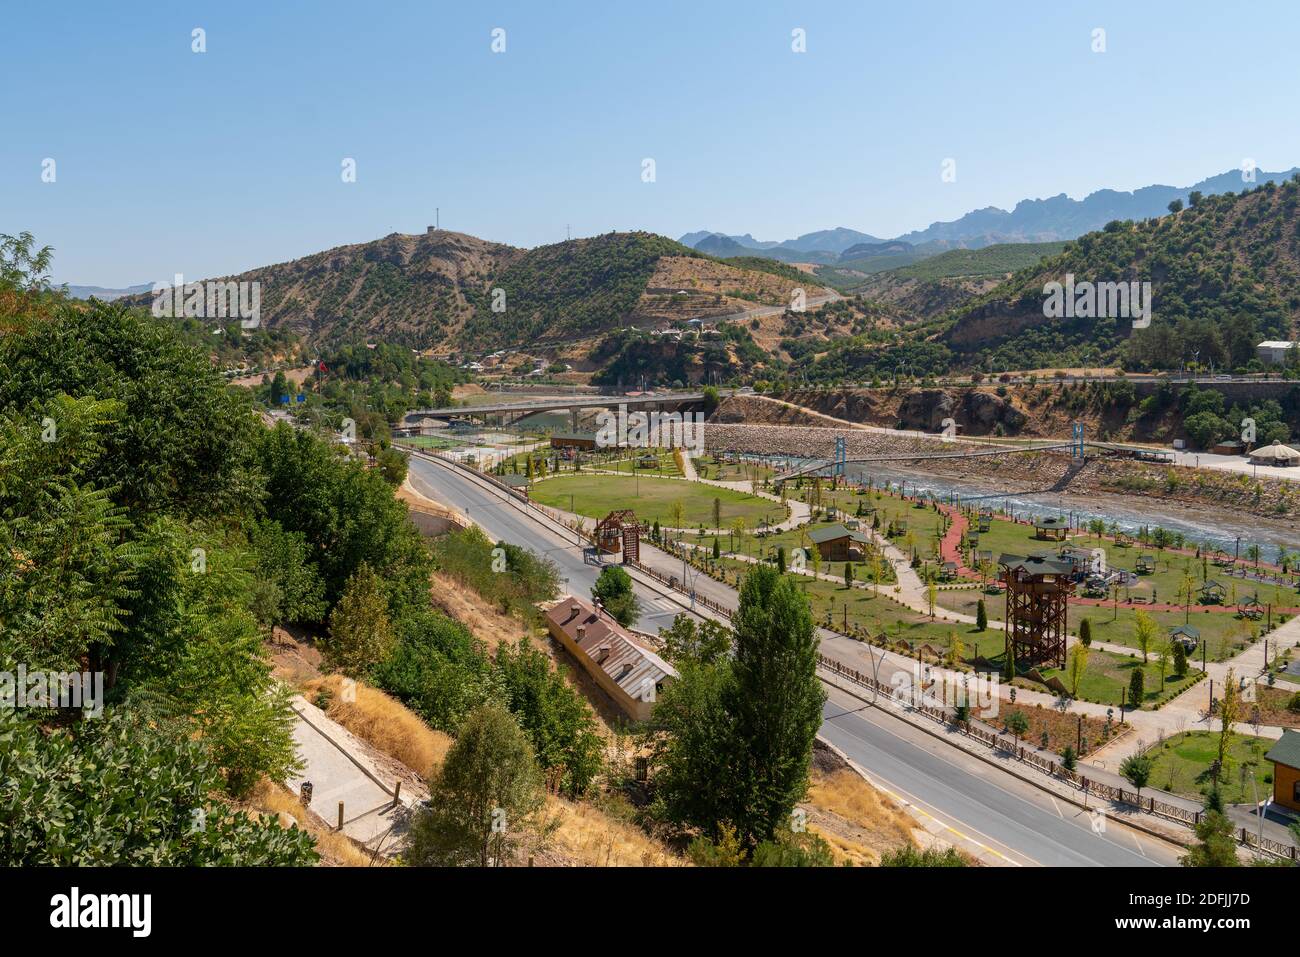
[1098,547,1300,611]
[720,518,896,575]
[1143,731,1277,805]
[1039,647,1199,709]
[694,455,774,483]
[937,581,1262,663]
[601,448,683,478]
[1079,607,1256,662]
[401,434,465,449]
[498,445,678,478]
[704,555,983,652]
[531,474,779,529]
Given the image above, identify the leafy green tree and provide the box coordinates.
[1067,644,1090,698]
[0,301,260,520]
[248,519,328,625]
[1005,710,1029,744]
[776,546,787,574]
[1079,617,1092,647]
[659,613,732,667]
[0,231,54,294]
[975,599,987,632]
[324,563,396,677]
[1182,799,1239,867]
[592,564,639,627]
[375,608,495,730]
[1128,666,1146,709]
[880,845,967,867]
[1133,610,1158,663]
[1060,744,1078,771]
[647,660,737,836]
[406,702,544,867]
[1172,639,1189,677]
[493,639,603,796]
[374,445,408,486]
[1216,667,1241,784]
[722,566,824,845]
[256,424,433,615]
[0,396,135,671]
[1120,753,1153,799]
[0,708,317,866]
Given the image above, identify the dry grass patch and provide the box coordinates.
[246,778,376,867]
[541,795,683,867]
[300,674,451,779]
[429,571,538,654]
[803,764,918,866]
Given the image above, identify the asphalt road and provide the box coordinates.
[406,452,1183,867]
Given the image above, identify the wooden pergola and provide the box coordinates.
[595,510,642,561]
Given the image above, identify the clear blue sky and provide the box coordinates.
[4,0,1299,285]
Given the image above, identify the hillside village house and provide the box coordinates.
[1265,730,1300,814]
[544,597,677,721]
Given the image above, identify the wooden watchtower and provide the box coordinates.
[999,553,1075,669]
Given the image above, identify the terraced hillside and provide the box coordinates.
[125,230,825,356]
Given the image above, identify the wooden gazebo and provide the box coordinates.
[1238,595,1265,620]
[1198,580,1226,604]
[1033,516,1070,542]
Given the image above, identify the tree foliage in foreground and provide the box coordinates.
[649,565,823,847]
[0,708,317,866]
[405,702,544,867]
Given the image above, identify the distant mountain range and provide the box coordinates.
[62,282,154,301]
[680,227,886,264]
[681,166,1300,264]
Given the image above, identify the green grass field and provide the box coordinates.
[694,455,775,483]
[530,474,780,529]
[1144,731,1277,804]
[935,586,1259,663]
[1039,646,1199,708]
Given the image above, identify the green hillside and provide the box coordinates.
[890,242,1066,281]
[941,180,1300,371]
[457,232,696,348]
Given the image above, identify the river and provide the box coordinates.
[750,454,1300,564]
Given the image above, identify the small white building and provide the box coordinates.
[1257,340,1298,364]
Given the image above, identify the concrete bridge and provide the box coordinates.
[405,389,721,430]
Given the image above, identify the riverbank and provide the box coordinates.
[702,422,1300,545]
